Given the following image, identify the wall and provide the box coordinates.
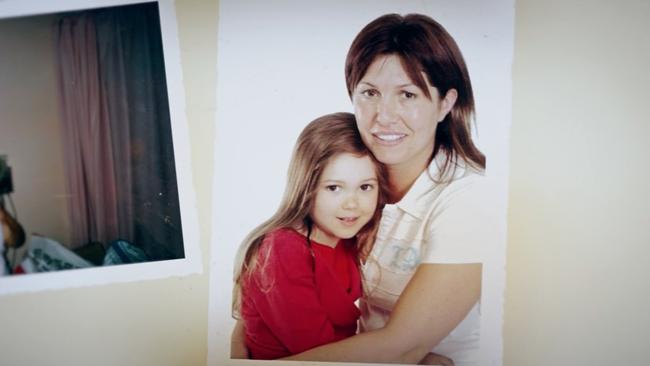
[504,0,650,364]
[0,14,71,247]
[0,1,217,365]
[1,0,648,365]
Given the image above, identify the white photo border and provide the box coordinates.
[0,0,202,295]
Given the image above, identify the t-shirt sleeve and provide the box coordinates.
[245,232,339,355]
[422,176,494,264]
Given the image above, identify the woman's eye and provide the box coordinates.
[361,89,379,98]
[360,184,374,191]
[402,91,417,99]
[325,185,341,192]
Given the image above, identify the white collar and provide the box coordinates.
[394,151,473,219]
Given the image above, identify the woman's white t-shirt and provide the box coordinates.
[360,153,489,366]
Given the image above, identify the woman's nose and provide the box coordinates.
[376,96,398,125]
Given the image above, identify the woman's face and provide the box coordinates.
[352,54,456,173]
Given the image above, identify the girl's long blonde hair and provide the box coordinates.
[232,112,388,318]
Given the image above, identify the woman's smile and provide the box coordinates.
[371,131,407,144]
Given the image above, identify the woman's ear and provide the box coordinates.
[438,88,458,122]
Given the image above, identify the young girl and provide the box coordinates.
[231,112,388,360]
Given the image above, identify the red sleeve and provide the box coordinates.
[245,230,338,355]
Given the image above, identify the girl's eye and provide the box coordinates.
[325,185,341,192]
[360,184,374,192]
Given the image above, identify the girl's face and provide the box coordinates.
[352,54,456,172]
[309,153,379,247]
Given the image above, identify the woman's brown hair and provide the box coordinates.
[232,112,388,317]
[345,13,485,178]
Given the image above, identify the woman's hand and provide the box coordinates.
[284,262,482,364]
[230,319,249,359]
[419,352,454,365]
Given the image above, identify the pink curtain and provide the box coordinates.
[55,15,120,249]
[52,3,183,260]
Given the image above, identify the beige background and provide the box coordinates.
[0,0,648,365]
[505,0,649,364]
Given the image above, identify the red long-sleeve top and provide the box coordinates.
[240,228,361,359]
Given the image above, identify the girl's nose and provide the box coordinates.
[342,193,359,209]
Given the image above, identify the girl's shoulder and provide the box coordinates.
[264,227,305,243]
[260,227,310,258]
[253,228,314,280]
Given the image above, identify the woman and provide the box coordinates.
[233,13,488,365]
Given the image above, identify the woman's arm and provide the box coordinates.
[285,262,481,364]
[230,319,248,359]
